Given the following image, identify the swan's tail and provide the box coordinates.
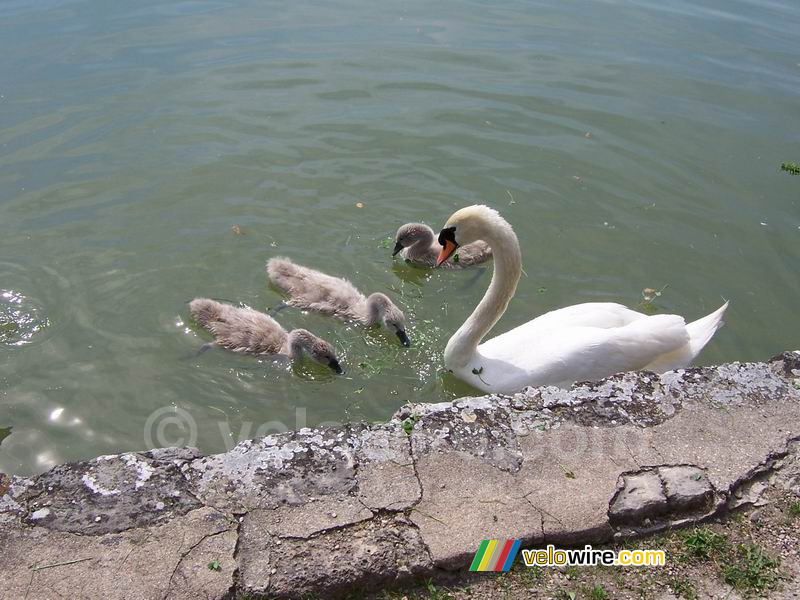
[266,256,303,292]
[643,301,728,373]
[685,300,729,360]
[189,298,224,327]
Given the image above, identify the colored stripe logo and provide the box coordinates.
[469,540,521,572]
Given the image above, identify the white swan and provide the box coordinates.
[435,205,728,393]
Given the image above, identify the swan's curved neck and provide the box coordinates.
[444,221,521,369]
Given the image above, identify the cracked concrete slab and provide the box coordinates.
[0,507,236,600]
[1,352,799,599]
[518,423,638,545]
[253,496,374,538]
[353,424,421,511]
[239,512,432,598]
[409,451,544,569]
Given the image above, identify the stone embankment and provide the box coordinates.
[1,352,799,599]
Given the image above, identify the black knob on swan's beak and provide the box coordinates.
[396,330,411,347]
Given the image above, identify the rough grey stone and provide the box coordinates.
[609,470,668,524]
[660,465,714,512]
[402,395,522,471]
[186,427,357,512]
[21,451,202,534]
[0,475,33,522]
[523,371,680,427]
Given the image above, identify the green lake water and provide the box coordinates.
[1,0,798,475]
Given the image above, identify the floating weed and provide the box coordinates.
[638,284,669,314]
[471,366,490,386]
[780,161,800,175]
[0,426,10,446]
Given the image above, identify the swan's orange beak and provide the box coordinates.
[436,239,458,267]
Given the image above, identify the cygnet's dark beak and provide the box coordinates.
[396,330,411,347]
[392,241,404,256]
[328,359,345,375]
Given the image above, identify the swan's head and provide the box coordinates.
[436,205,504,267]
[289,329,344,374]
[392,223,434,256]
[366,293,410,347]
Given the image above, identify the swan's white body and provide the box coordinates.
[441,206,728,393]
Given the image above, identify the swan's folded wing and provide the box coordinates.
[479,313,690,387]
[573,314,690,380]
[519,302,649,331]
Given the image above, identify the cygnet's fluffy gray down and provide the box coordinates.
[188,298,343,372]
[266,257,410,347]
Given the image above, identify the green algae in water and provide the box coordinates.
[0,427,11,447]
[780,162,800,175]
[0,290,49,346]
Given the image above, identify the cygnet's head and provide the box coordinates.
[436,205,507,266]
[289,329,344,374]
[392,223,434,256]
[366,293,410,347]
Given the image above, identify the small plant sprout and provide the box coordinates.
[722,543,779,593]
[682,527,729,561]
[588,585,609,600]
[559,464,576,479]
[401,410,420,435]
[207,559,221,572]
